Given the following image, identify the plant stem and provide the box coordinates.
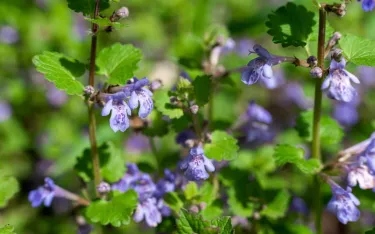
[88,0,102,198]
[312,7,326,234]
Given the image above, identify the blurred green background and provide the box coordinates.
[1,0,375,233]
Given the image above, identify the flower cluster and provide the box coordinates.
[102,77,154,132]
[112,164,176,227]
[327,132,375,224]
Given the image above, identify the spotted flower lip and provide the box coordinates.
[180,146,215,181]
[101,95,132,133]
[133,198,162,227]
[241,44,284,86]
[327,181,360,224]
[321,58,360,103]
[126,77,154,119]
[347,164,375,189]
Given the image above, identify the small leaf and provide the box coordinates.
[153,90,184,119]
[176,209,210,234]
[0,172,19,208]
[193,75,212,106]
[339,34,375,67]
[66,0,109,15]
[200,200,223,220]
[32,52,85,95]
[204,131,239,160]
[210,216,234,234]
[184,182,199,200]
[266,2,315,47]
[273,144,321,174]
[0,224,16,234]
[164,192,184,213]
[261,189,291,219]
[96,43,142,85]
[86,190,138,227]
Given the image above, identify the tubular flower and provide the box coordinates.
[321,58,360,102]
[126,77,154,119]
[180,146,215,181]
[101,92,132,133]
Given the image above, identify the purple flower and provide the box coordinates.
[126,78,154,119]
[0,26,19,44]
[289,197,308,214]
[180,146,215,181]
[241,45,283,86]
[321,59,360,102]
[363,138,375,174]
[131,174,156,201]
[347,164,375,189]
[28,178,56,207]
[125,134,150,154]
[282,82,312,109]
[102,93,131,132]
[247,101,272,124]
[332,102,359,128]
[176,130,196,146]
[0,100,12,122]
[327,182,360,224]
[46,84,68,107]
[133,198,162,227]
[112,164,141,192]
[360,0,375,11]
[155,169,176,198]
[259,68,285,89]
[358,66,375,87]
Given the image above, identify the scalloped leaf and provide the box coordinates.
[96,43,142,85]
[0,172,19,208]
[66,0,109,15]
[86,190,138,227]
[204,131,239,160]
[266,2,315,47]
[339,34,375,67]
[32,51,85,95]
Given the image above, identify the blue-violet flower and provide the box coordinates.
[180,146,215,181]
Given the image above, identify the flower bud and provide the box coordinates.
[190,105,199,114]
[169,96,178,105]
[84,85,95,96]
[307,56,318,67]
[150,79,162,91]
[115,7,130,19]
[310,67,323,78]
[97,182,111,194]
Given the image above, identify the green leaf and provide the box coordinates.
[66,0,109,15]
[210,216,234,234]
[339,34,375,66]
[176,209,233,234]
[261,189,291,219]
[227,187,254,217]
[204,131,239,160]
[266,2,315,47]
[199,182,218,206]
[32,51,85,95]
[75,142,125,183]
[85,18,127,30]
[164,192,184,213]
[153,90,184,119]
[184,182,199,200]
[273,144,321,174]
[200,200,224,220]
[295,110,344,146]
[96,43,142,85]
[0,224,16,234]
[86,190,138,227]
[176,209,210,234]
[193,75,212,106]
[101,142,126,183]
[230,146,276,174]
[171,115,191,132]
[0,172,19,208]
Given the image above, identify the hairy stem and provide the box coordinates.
[312,7,326,234]
[88,0,102,198]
